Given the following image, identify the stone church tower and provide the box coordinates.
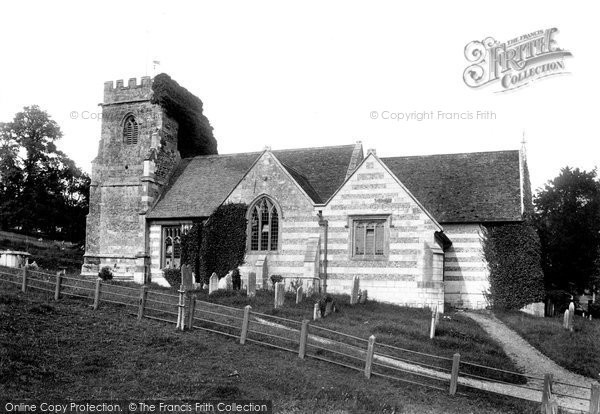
[82,77,180,282]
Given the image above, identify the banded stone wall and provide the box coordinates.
[443,223,490,309]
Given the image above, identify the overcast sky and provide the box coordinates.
[0,1,597,192]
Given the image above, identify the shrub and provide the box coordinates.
[482,223,545,310]
[98,266,113,281]
[589,302,600,318]
[232,268,241,291]
[162,268,181,288]
[198,203,247,283]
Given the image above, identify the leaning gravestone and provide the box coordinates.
[247,272,256,298]
[209,273,219,294]
[181,264,194,290]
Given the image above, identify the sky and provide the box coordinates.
[0,0,598,193]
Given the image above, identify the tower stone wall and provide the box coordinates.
[82,76,180,282]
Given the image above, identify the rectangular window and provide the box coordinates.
[352,217,388,260]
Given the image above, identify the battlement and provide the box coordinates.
[103,76,153,104]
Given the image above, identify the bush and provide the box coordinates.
[98,266,113,281]
[198,203,247,283]
[232,268,241,290]
[482,223,545,310]
[162,268,181,288]
[589,302,600,318]
[181,222,202,282]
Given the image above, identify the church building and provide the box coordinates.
[82,76,528,311]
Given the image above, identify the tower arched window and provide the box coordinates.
[123,115,139,145]
[249,197,280,251]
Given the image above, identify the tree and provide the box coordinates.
[0,106,90,242]
[534,167,600,293]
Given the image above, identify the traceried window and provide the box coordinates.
[249,197,279,251]
[123,115,139,145]
[163,226,182,268]
[352,217,388,259]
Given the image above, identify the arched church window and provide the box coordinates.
[163,226,182,268]
[249,197,279,251]
[123,115,139,145]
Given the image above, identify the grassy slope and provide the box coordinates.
[185,289,525,380]
[0,285,538,414]
[495,310,600,380]
[0,236,83,273]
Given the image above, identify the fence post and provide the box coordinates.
[187,295,196,330]
[137,285,148,320]
[449,353,460,395]
[54,271,62,301]
[93,278,102,310]
[589,382,599,414]
[240,305,252,345]
[364,335,376,379]
[541,373,553,412]
[21,267,27,293]
[298,319,309,359]
[176,285,185,331]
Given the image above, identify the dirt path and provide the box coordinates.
[463,312,595,412]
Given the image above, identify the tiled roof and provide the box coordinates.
[147,144,357,219]
[381,150,523,223]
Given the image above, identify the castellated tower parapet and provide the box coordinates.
[82,76,181,282]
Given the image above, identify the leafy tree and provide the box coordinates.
[0,106,90,242]
[534,167,600,292]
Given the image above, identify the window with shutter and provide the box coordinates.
[123,115,139,145]
[351,216,389,260]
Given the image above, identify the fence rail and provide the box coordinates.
[0,264,597,414]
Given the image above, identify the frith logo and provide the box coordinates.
[463,28,572,92]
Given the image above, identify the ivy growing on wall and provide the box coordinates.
[181,203,248,284]
[151,73,218,158]
[482,222,545,309]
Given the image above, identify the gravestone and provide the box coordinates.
[359,289,368,304]
[296,286,303,304]
[274,282,285,308]
[350,276,360,305]
[313,302,320,320]
[247,272,257,298]
[568,302,575,331]
[325,301,333,316]
[181,264,194,290]
[563,309,569,329]
[218,273,232,290]
[209,273,218,294]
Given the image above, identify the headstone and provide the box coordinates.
[325,301,333,316]
[350,276,360,305]
[218,274,228,290]
[202,283,209,290]
[296,286,303,304]
[181,264,194,290]
[225,271,233,290]
[313,302,320,320]
[359,289,368,304]
[307,285,314,297]
[563,309,569,329]
[274,281,285,308]
[209,273,219,294]
[568,301,575,331]
[247,272,256,298]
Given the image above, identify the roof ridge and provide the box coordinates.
[381,149,519,159]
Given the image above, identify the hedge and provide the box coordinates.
[482,222,545,310]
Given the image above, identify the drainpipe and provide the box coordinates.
[317,210,328,294]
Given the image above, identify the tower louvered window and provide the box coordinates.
[249,197,279,251]
[123,115,139,145]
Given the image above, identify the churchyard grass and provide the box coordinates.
[0,285,540,414]
[495,310,600,380]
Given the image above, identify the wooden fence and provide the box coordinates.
[1,265,598,414]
